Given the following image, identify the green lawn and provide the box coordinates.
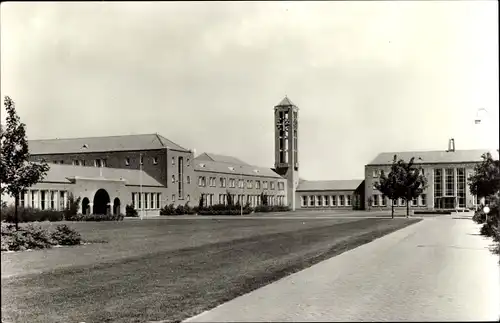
[1,217,421,323]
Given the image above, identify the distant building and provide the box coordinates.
[295,179,365,210]
[364,139,489,211]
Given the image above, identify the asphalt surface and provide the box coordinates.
[184,216,500,322]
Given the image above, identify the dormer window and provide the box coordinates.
[228,166,235,171]
[199,163,206,168]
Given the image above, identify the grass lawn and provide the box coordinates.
[1,217,421,323]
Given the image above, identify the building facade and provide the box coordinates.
[364,144,488,211]
[295,180,365,210]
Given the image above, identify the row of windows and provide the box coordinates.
[59,156,191,168]
[372,168,425,178]
[198,176,284,191]
[18,190,69,211]
[301,195,352,207]
[371,194,427,207]
[201,193,285,207]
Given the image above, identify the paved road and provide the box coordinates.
[184,217,499,322]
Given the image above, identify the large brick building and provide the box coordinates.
[3,97,492,216]
[364,140,489,211]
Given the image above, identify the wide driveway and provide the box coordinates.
[185,217,499,322]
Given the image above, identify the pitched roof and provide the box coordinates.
[367,149,491,165]
[28,133,189,155]
[296,179,364,192]
[276,96,297,107]
[41,163,163,187]
[195,152,249,165]
[194,159,283,179]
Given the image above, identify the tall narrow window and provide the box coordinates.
[339,195,345,206]
[150,193,155,209]
[331,195,337,206]
[41,191,46,210]
[457,168,466,208]
[178,157,184,199]
[156,193,161,209]
[50,191,56,209]
[153,157,158,165]
[434,169,443,208]
[445,168,454,196]
[132,193,137,208]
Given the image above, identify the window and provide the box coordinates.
[270,182,275,190]
[420,194,427,206]
[239,179,244,189]
[411,197,417,206]
[339,195,345,206]
[59,191,66,210]
[457,168,466,208]
[40,191,46,210]
[346,195,352,206]
[172,175,176,183]
[198,176,206,187]
[153,157,158,165]
[19,191,26,208]
[60,160,64,164]
[156,193,161,209]
[247,180,253,189]
[323,195,329,206]
[434,169,443,208]
[139,155,144,165]
[256,181,261,189]
[373,169,379,178]
[187,176,191,184]
[263,181,268,189]
[380,195,386,207]
[301,196,307,207]
[31,190,37,208]
[178,157,184,199]
[132,193,137,208]
[399,199,406,206]
[309,196,315,206]
[187,158,190,166]
[372,195,378,206]
[278,182,284,191]
[125,158,130,166]
[331,195,337,206]
[50,191,56,209]
[150,193,155,209]
[144,193,149,210]
[372,184,377,190]
[445,168,454,196]
[138,193,142,209]
[95,159,102,167]
[171,157,175,166]
[220,177,226,188]
[73,160,80,166]
[317,195,322,206]
[229,178,235,188]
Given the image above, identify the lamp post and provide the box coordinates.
[484,205,490,223]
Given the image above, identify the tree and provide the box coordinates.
[260,192,268,206]
[198,194,205,209]
[396,156,428,217]
[0,96,50,230]
[468,151,500,200]
[226,190,233,206]
[374,155,427,218]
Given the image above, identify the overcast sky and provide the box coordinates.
[1,1,498,180]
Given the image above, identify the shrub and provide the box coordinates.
[197,204,253,216]
[2,224,55,251]
[51,224,81,246]
[1,206,65,223]
[160,203,176,215]
[82,213,124,222]
[63,194,81,221]
[254,205,290,213]
[125,204,138,217]
[160,203,196,216]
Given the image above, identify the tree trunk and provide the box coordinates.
[14,195,19,231]
[391,200,394,219]
[406,198,410,218]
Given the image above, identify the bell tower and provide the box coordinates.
[274,96,299,211]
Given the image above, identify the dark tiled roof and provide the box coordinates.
[28,133,189,155]
[297,179,363,192]
[194,159,283,179]
[367,149,491,165]
[195,152,249,165]
[40,163,164,187]
[276,96,297,107]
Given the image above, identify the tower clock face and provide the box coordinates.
[276,117,290,131]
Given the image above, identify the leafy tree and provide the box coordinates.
[198,194,205,209]
[468,151,500,199]
[226,190,233,206]
[0,96,50,230]
[374,155,427,218]
[260,192,268,206]
[395,155,427,217]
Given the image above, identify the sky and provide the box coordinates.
[1,1,498,181]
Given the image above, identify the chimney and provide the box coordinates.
[448,138,455,152]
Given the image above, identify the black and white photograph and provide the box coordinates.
[1,1,499,322]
